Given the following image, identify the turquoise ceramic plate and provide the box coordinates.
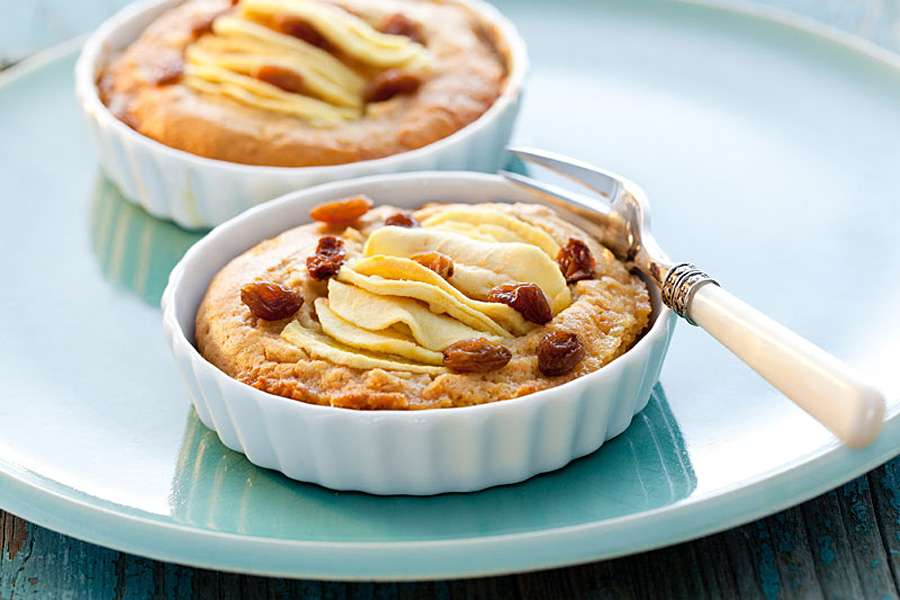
[0,0,898,581]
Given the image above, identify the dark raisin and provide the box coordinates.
[557,238,596,284]
[379,13,425,45]
[537,331,584,376]
[256,65,305,93]
[411,251,454,279]
[384,212,418,228]
[149,57,184,85]
[488,283,552,324]
[364,69,422,103]
[309,195,373,224]
[306,236,346,280]
[276,16,329,48]
[189,5,234,37]
[240,281,302,321]
[443,338,512,373]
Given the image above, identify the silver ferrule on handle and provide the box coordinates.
[661,263,719,325]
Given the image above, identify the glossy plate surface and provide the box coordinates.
[0,0,898,580]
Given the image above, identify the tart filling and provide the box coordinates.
[281,206,571,370]
[196,198,652,409]
[97,0,510,166]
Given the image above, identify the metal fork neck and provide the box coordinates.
[661,263,719,325]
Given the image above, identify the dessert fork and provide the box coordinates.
[502,147,886,448]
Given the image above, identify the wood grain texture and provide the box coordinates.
[2,456,898,599]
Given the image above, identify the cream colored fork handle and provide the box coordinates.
[689,284,886,448]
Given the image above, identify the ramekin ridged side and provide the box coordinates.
[74,0,528,229]
[161,173,678,495]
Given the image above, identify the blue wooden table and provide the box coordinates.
[1,1,899,597]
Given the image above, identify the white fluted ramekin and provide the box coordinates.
[161,172,677,495]
[75,0,527,229]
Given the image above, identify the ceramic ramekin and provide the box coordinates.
[75,0,528,230]
[161,172,677,495]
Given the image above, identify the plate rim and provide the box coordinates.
[1,419,896,580]
[1,0,899,579]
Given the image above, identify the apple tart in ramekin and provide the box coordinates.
[76,0,526,227]
[163,173,676,494]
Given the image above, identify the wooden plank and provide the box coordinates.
[836,476,897,598]
[1,517,120,599]
[717,523,768,599]
[687,532,741,599]
[754,507,821,598]
[156,562,194,600]
[801,489,866,598]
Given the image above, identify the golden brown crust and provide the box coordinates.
[195,203,653,409]
[98,0,507,167]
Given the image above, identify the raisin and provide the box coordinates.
[276,15,329,48]
[190,15,216,37]
[149,57,183,85]
[306,255,342,281]
[316,235,345,257]
[256,65,305,94]
[364,70,422,103]
[488,283,552,324]
[411,251,454,279]
[306,236,346,280]
[189,5,234,37]
[443,338,512,373]
[557,238,596,284]
[379,13,425,45]
[309,195,373,225]
[240,281,302,321]
[537,331,584,377]
[384,212,418,228]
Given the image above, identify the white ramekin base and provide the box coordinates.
[162,172,677,495]
[75,0,527,229]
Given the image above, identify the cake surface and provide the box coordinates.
[99,0,508,167]
[195,200,652,409]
